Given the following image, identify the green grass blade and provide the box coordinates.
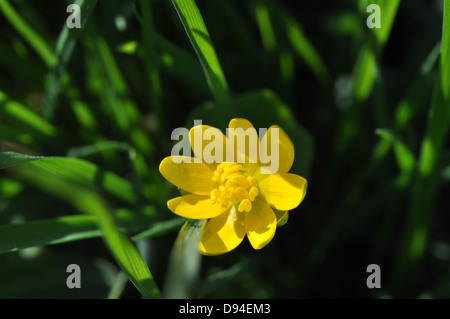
[163,219,203,298]
[132,7,209,96]
[16,165,160,298]
[171,0,231,108]
[44,0,98,119]
[376,129,416,174]
[371,0,401,47]
[0,91,59,141]
[352,44,377,101]
[0,152,44,169]
[395,0,450,286]
[0,215,101,254]
[0,0,53,67]
[286,18,329,83]
[441,0,450,99]
[132,218,186,241]
[0,152,140,205]
[255,1,277,52]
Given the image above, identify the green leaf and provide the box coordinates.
[44,0,98,119]
[0,152,140,205]
[171,0,231,107]
[163,219,204,298]
[0,215,101,254]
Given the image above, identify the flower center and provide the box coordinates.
[210,162,259,213]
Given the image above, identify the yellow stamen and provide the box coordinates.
[210,162,260,212]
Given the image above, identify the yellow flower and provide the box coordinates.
[159,118,307,255]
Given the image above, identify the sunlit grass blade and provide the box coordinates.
[0,215,101,254]
[0,152,140,205]
[67,141,136,160]
[0,152,44,169]
[352,44,377,101]
[370,0,401,47]
[0,0,53,67]
[286,18,329,83]
[440,0,450,99]
[171,0,231,108]
[15,164,160,298]
[352,1,400,102]
[255,1,277,52]
[84,30,155,158]
[163,219,204,298]
[132,7,209,96]
[44,0,98,119]
[0,91,60,143]
[258,0,329,83]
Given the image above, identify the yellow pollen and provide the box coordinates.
[210,163,259,212]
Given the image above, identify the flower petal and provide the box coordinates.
[167,194,230,219]
[227,118,259,174]
[159,156,216,195]
[199,206,245,256]
[258,173,307,211]
[189,125,227,167]
[245,198,277,250]
[259,125,295,174]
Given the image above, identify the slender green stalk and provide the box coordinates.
[0,0,53,67]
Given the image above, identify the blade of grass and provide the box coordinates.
[163,219,204,298]
[371,0,401,47]
[0,91,60,142]
[0,0,53,67]
[15,164,160,298]
[171,0,231,109]
[394,0,450,291]
[0,152,140,205]
[44,0,98,120]
[132,218,186,241]
[0,215,101,254]
[376,129,416,179]
[132,6,210,96]
[260,0,329,83]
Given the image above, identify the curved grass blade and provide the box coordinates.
[0,91,60,143]
[0,215,101,254]
[15,164,160,298]
[0,0,53,67]
[171,0,231,108]
[0,152,140,205]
